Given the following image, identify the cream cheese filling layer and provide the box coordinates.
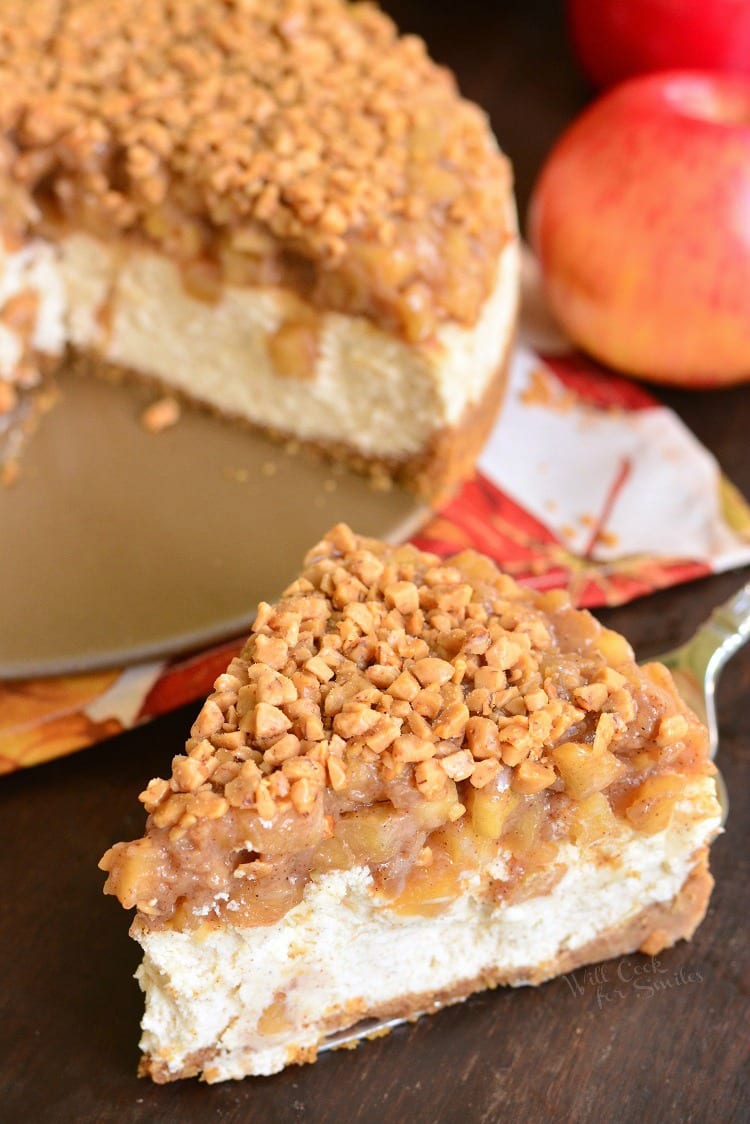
[0,218,519,459]
[134,778,719,1081]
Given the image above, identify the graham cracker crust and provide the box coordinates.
[64,330,514,504]
[140,855,713,1084]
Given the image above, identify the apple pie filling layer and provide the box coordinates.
[101,526,718,933]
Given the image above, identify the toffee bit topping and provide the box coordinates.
[0,0,512,341]
[132,523,666,841]
[100,524,716,929]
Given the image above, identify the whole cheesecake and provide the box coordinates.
[0,0,518,497]
[101,525,721,1083]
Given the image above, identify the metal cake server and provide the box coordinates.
[654,581,750,763]
[653,580,750,827]
[319,582,750,1054]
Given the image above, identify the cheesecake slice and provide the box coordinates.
[0,0,518,497]
[101,525,721,1083]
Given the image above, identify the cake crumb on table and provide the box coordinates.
[141,396,181,434]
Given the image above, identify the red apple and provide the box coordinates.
[568,0,750,89]
[528,71,750,387]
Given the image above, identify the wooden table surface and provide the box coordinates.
[2,3,749,1121]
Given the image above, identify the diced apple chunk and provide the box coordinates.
[466,784,520,840]
[596,627,633,666]
[390,859,461,917]
[568,792,618,846]
[257,996,293,1037]
[431,819,496,869]
[336,805,412,864]
[309,835,353,875]
[551,741,624,801]
[625,774,682,835]
[413,781,459,831]
[502,797,547,858]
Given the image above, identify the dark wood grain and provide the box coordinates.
[1,2,749,1121]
